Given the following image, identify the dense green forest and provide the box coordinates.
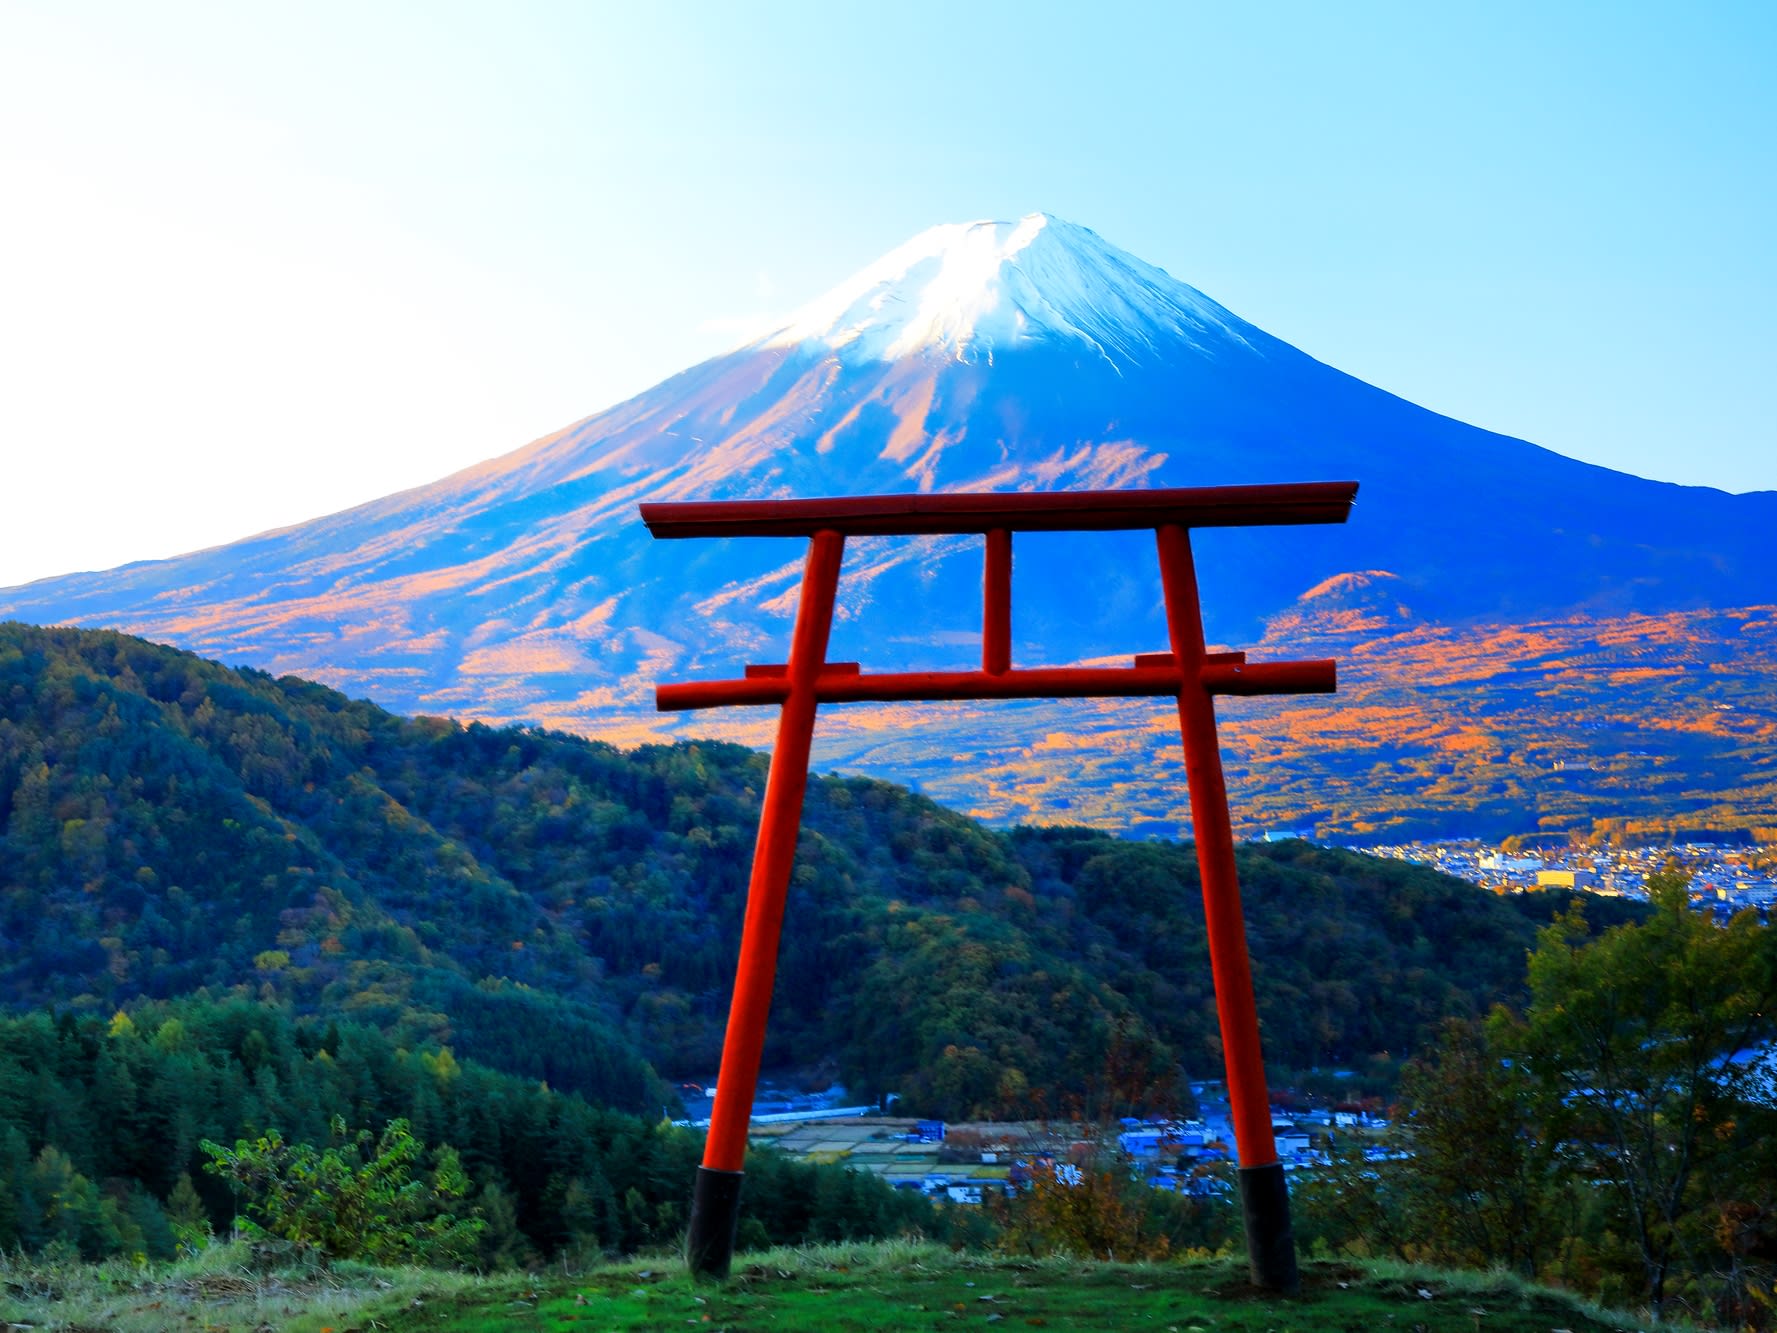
[0,997,933,1264]
[3,882,1768,1329]
[8,622,1773,1327]
[0,622,1641,1119]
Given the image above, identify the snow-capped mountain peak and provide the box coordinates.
[756,212,1254,367]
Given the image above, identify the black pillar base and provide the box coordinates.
[686,1166,745,1280]
[1237,1162,1299,1294]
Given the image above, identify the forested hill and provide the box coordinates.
[0,622,1640,1118]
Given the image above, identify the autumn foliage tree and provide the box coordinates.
[996,1159,1172,1262]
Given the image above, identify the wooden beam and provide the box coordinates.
[655,659,1334,710]
[641,482,1358,539]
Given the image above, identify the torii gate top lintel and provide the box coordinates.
[639,479,1357,539]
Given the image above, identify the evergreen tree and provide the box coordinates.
[165,1172,212,1253]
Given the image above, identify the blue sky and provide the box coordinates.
[3,0,1773,588]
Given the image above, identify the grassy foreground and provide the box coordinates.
[2,1240,1659,1333]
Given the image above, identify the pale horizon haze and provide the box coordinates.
[2,1,1773,589]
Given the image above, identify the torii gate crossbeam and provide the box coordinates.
[640,482,1359,1293]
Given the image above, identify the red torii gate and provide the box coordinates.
[640,482,1358,1292]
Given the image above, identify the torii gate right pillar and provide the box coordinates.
[1157,522,1297,1292]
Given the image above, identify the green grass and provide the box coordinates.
[0,1241,478,1333]
[1,1240,1664,1333]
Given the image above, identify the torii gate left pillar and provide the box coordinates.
[640,483,1358,1291]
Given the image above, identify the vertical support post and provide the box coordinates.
[983,528,1012,674]
[1155,524,1299,1294]
[687,529,845,1279]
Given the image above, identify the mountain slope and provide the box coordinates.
[0,623,1632,1116]
[3,214,1772,837]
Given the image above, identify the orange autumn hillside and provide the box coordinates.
[719,604,1777,845]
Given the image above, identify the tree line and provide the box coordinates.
[0,996,933,1265]
[0,622,1641,1120]
[5,871,1769,1332]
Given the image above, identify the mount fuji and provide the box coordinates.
[6,214,1774,840]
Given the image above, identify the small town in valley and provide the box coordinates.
[680,1082,1384,1205]
[1335,837,1777,921]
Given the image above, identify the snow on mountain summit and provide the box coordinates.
[756,213,1256,367]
